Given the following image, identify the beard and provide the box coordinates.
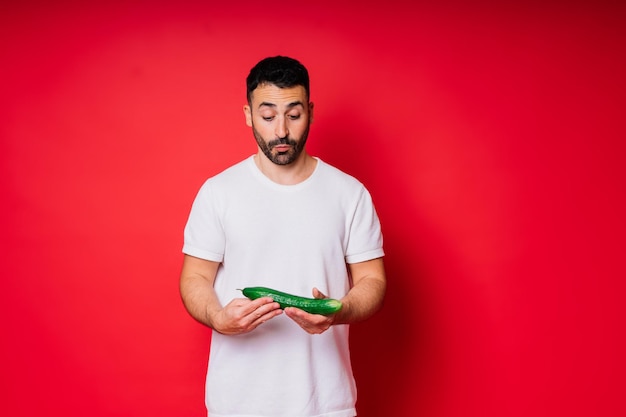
[252,123,310,165]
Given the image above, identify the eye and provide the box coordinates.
[288,114,301,120]
[262,116,275,121]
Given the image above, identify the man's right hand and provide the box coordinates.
[211,297,282,335]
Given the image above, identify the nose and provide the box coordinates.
[275,117,289,138]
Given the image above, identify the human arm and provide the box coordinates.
[179,254,282,335]
[284,257,386,334]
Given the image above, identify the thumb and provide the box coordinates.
[312,287,327,299]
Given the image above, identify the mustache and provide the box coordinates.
[268,137,297,148]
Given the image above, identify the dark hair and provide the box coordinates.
[246,56,310,103]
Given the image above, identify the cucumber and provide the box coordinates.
[240,286,342,315]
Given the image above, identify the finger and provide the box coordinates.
[241,296,277,314]
[284,306,314,322]
[251,305,283,328]
[284,308,329,334]
[312,287,327,299]
[248,300,282,323]
[254,301,282,318]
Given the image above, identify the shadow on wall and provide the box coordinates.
[311,109,444,416]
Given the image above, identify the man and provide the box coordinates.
[180,56,386,417]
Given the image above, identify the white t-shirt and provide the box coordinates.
[183,155,384,417]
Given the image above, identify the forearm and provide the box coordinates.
[335,258,386,324]
[336,277,386,324]
[179,255,222,329]
[179,255,283,334]
[180,273,222,328]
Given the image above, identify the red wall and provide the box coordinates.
[2,1,625,416]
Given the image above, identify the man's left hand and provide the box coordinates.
[284,287,335,334]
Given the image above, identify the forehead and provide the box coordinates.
[250,84,308,108]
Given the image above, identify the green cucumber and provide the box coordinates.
[240,286,342,315]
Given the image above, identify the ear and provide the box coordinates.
[308,102,314,124]
[243,104,252,127]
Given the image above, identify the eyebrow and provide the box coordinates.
[258,101,304,109]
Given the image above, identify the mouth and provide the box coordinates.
[272,144,292,153]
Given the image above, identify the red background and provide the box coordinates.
[1,1,625,416]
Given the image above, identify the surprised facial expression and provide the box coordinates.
[244,83,313,165]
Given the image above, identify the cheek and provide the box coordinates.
[254,126,272,140]
[298,121,311,138]
[252,125,271,145]
[291,120,310,136]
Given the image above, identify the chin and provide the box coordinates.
[270,151,299,165]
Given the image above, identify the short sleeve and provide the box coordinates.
[345,187,384,264]
[182,180,225,262]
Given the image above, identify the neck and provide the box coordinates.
[254,150,317,185]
